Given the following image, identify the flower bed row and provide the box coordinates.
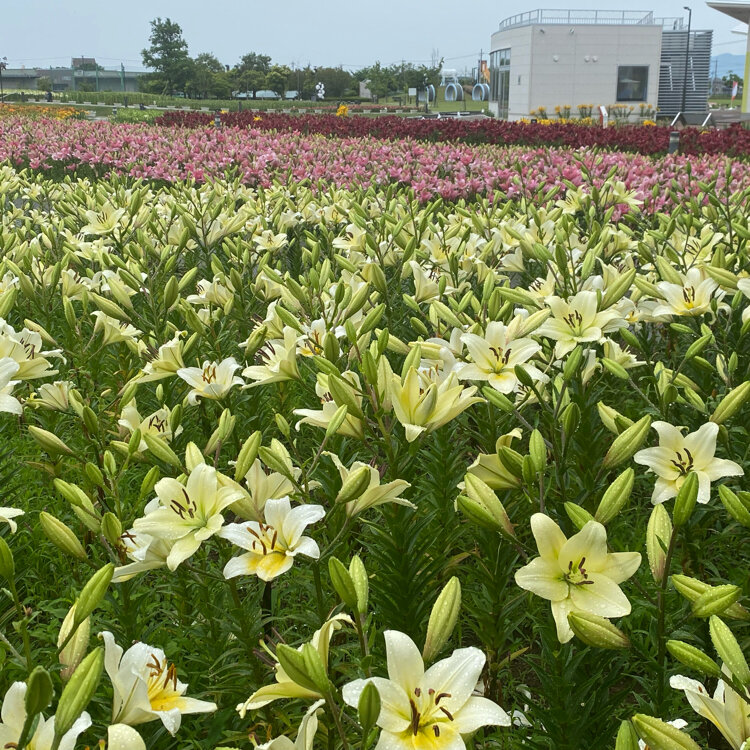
[155,109,750,156]
[0,117,747,209]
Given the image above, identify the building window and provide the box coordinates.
[490,47,511,118]
[616,66,648,101]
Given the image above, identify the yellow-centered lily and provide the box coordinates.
[514,514,641,643]
[342,630,510,750]
[634,421,743,505]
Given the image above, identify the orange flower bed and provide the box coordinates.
[0,103,82,120]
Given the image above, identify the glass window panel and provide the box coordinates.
[616,66,648,102]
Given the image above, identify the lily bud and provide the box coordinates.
[562,346,584,381]
[673,472,698,527]
[328,557,359,611]
[40,512,87,561]
[0,537,14,581]
[82,406,99,435]
[28,425,74,456]
[234,431,262,481]
[615,720,640,750]
[143,432,182,468]
[460,474,515,539]
[358,681,381,736]
[301,642,330,694]
[568,611,630,649]
[564,502,595,531]
[709,616,750,685]
[482,386,515,413]
[672,574,750,621]
[54,647,104,738]
[325,405,349,439]
[58,603,91,681]
[632,714,701,750]
[594,468,634,524]
[25,666,54,716]
[528,430,547,473]
[602,416,651,469]
[74,563,114,628]
[101,513,123,547]
[561,402,580,436]
[597,402,633,434]
[336,465,372,505]
[666,640,722,679]
[276,644,319,693]
[422,576,461,663]
[718,485,750,528]
[139,466,160,500]
[84,462,104,488]
[646,505,672,583]
[710,381,750,425]
[692,584,741,618]
[349,555,368,613]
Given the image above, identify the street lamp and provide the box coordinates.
[681,6,692,114]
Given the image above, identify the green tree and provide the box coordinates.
[141,17,193,95]
[36,76,52,92]
[265,65,291,97]
[189,53,227,99]
[315,67,354,98]
[233,53,273,99]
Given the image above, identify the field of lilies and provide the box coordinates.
[0,114,750,750]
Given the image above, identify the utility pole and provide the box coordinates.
[681,6,692,114]
[0,58,6,103]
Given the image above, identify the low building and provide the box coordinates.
[489,9,712,120]
[0,60,144,93]
[707,1,750,113]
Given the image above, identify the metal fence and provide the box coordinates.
[498,9,655,30]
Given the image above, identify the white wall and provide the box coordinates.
[491,23,662,120]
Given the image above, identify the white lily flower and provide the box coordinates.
[537,291,625,358]
[243,327,300,386]
[219,496,324,581]
[514,514,641,643]
[101,631,217,735]
[118,403,182,452]
[634,421,743,505]
[342,630,511,750]
[177,358,244,404]
[137,332,186,382]
[26,380,75,411]
[670,675,750,750]
[0,358,21,415]
[458,321,547,393]
[0,323,60,380]
[653,267,719,317]
[637,718,687,749]
[112,529,174,583]
[92,312,142,347]
[257,699,325,750]
[0,681,91,750]
[132,461,244,570]
[0,505,23,533]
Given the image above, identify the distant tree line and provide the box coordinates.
[140,17,442,100]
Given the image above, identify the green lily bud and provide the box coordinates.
[632,714,701,750]
[40,512,87,561]
[482,386,514,413]
[597,402,633,434]
[325,405,349,439]
[460,474,515,539]
[349,555,368,613]
[301,642,330,694]
[54,647,104,738]
[128,427,142,455]
[139,466,160,500]
[672,574,750,621]
[646,505,672,583]
[561,402,580,436]
[234,431,262,482]
[25,666,54,716]
[673,473,698,527]
[143,432,182,468]
[710,381,750,425]
[82,406,99,435]
[74,563,114,628]
[615,720,640,750]
[422,577,461,663]
[28,425,74,456]
[358,681,381,736]
[276,644,319,693]
[601,358,630,380]
[718,485,750,528]
[692,584,741,618]
[244,325,267,357]
[58,603,91,681]
[602,416,651,469]
[359,304,386,335]
[84,462,104,488]
[528,430,547,473]
[0,537,14,581]
[601,268,636,309]
[666,640,722,679]
[562,346,584,381]
[101,513,122,547]
[709,616,750,685]
[103,450,117,477]
[521,454,536,485]
[684,333,713,362]
[163,276,179,309]
[328,557,359,611]
[594,468,634,524]
[568,611,630,649]
[497,446,524,478]
[274,413,291,439]
[564,502,594,531]
[336,465,372,505]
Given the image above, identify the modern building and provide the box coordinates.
[1,58,144,93]
[707,1,750,112]
[488,9,712,120]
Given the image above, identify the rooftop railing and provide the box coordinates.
[498,9,656,30]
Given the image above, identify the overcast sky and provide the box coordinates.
[3,0,746,71]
